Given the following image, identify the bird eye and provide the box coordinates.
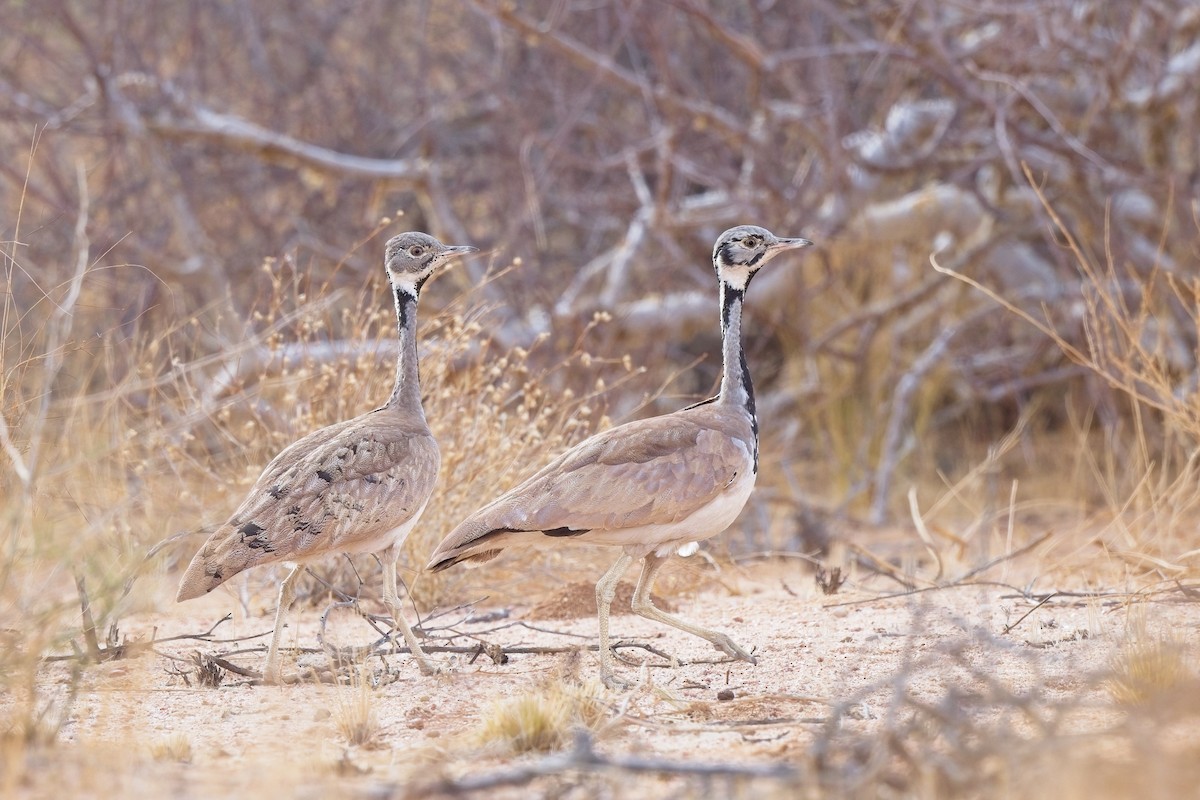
[409,246,424,257]
[744,237,761,248]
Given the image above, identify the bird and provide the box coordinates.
[427,225,812,687]
[177,232,477,683]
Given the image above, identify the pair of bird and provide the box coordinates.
[177,226,812,687]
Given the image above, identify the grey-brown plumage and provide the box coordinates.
[178,232,476,683]
[427,225,812,687]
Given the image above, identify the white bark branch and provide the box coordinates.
[148,104,429,182]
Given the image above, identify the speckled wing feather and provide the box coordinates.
[177,408,439,599]
[427,405,753,569]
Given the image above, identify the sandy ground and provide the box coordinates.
[9,555,1200,798]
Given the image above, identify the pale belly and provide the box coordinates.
[577,469,757,557]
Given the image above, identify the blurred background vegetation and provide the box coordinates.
[2,4,1200,796]
[2,0,1199,641]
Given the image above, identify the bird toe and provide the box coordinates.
[415,657,444,677]
[602,672,634,691]
[713,634,756,664]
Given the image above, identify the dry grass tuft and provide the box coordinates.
[475,678,608,754]
[1106,623,1193,706]
[149,733,193,764]
[332,664,383,748]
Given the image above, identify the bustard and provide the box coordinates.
[177,232,477,683]
[427,225,812,687]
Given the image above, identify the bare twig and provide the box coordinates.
[908,488,945,582]
[956,531,1053,583]
[1001,593,1058,635]
[74,575,103,662]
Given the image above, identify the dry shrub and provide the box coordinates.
[807,623,1200,800]
[938,180,1200,575]
[331,664,382,748]
[0,189,650,762]
[474,677,608,755]
[0,210,659,790]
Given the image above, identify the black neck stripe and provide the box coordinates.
[394,284,418,330]
[721,283,745,328]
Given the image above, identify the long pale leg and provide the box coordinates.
[262,564,304,684]
[381,549,440,676]
[595,552,635,689]
[631,553,756,664]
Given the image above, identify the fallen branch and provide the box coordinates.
[413,730,801,796]
[163,635,751,686]
[148,96,428,182]
[44,614,270,664]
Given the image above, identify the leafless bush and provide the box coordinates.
[5,1,1197,534]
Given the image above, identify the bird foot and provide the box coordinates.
[413,657,444,677]
[261,658,284,686]
[601,671,634,691]
[712,634,757,665]
[259,666,296,686]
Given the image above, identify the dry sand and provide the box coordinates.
[10,554,1199,798]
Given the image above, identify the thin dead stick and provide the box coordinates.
[624,714,827,735]
[1002,593,1058,635]
[956,531,1053,582]
[908,487,945,582]
[997,588,1184,602]
[733,550,825,566]
[1002,479,1019,584]
[820,533,1053,610]
[822,579,1039,609]
[74,575,103,662]
[844,542,926,590]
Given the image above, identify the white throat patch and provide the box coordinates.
[388,272,425,296]
[720,265,752,291]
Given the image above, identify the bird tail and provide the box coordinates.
[425,516,517,572]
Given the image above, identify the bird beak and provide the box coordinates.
[443,245,480,258]
[770,236,814,251]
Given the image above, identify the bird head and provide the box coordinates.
[384,232,478,295]
[712,225,813,290]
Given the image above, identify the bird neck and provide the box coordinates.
[717,279,759,467]
[387,284,426,417]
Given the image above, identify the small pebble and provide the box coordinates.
[717,689,735,701]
